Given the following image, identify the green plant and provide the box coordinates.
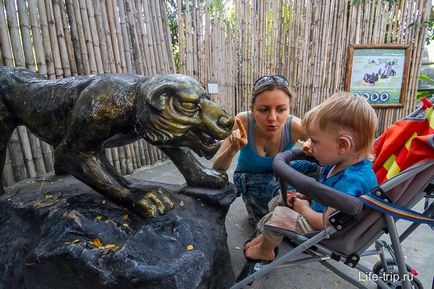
[417,74,434,101]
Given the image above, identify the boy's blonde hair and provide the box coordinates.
[302,92,378,157]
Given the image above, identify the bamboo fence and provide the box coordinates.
[177,0,431,133]
[1,0,175,187]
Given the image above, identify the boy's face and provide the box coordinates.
[306,123,343,166]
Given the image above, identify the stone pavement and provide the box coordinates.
[135,157,433,289]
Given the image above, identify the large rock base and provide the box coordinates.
[0,174,237,289]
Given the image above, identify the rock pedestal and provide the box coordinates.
[0,174,237,289]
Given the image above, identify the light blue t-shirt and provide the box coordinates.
[311,159,378,213]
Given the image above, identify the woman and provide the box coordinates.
[213,75,318,226]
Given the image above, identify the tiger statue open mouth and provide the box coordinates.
[0,67,234,217]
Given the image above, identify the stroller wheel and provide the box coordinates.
[372,258,424,289]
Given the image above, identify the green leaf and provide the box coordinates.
[419,74,434,82]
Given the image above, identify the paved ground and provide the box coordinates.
[135,157,433,289]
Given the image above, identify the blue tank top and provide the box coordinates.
[236,112,294,173]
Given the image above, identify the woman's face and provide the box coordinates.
[252,89,290,137]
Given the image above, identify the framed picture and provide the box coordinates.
[345,44,411,108]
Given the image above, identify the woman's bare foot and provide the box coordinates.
[245,243,275,261]
[244,234,264,250]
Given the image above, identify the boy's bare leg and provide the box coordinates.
[244,234,264,249]
[245,236,278,261]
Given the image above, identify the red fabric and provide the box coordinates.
[373,105,434,184]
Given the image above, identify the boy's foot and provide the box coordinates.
[244,234,264,250]
[244,243,275,261]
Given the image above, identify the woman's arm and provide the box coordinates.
[290,115,308,143]
[212,112,248,171]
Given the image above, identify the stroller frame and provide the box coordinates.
[231,160,434,289]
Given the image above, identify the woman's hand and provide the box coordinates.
[227,118,248,156]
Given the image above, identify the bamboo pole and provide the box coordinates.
[65,0,85,75]
[0,42,3,66]
[154,0,168,73]
[27,134,46,175]
[124,145,134,174]
[149,0,163,73]
[0,0,14,66]
[135,0,151,75]
[138,140,147,166]
[60,1,78,76]
[118,146,127,175]
[113,0,127,73]
[5,0,25,67]
[40,140,54,172]
[8,131,27,181]
[93,0,111,73]
[111,148,121,173]
[17,126,36,178]
[106,0,122,72]
[178,0,185,74]
[3,151,15,187]
[71,0,91,74]
[16,0,36,71]
[44,0,64,78]
[124,0,143,74]
[86,0,104,73]
[53,0,71,77]
[79,0,98,74]
[118,0,133,72]
[160,0,176,72]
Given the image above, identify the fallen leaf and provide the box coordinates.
[331,280,340,288]
[91,238,102,248]
[122,223,129,228]
[103,244,117,249]
[122,214,129,221]
[44,194,53,199]
[95,216,103,221]
[186,245,193,251]
[72,239,80,244]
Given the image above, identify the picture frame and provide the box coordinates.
[345,44,411,108]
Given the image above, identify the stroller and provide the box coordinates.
[231,97,434,289]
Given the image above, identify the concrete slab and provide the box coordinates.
[134,157,433,289]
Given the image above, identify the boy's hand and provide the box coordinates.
[287,191,306,207]
[287,191,296,208]
[293,198,310,214]
[303,139,313,156]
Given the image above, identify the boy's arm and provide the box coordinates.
[299,207,324,230]
[293,198,324,230]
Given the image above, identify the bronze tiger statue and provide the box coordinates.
[0,66,234,217]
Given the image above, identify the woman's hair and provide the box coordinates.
[250,75,293,107]
[302,92,378,157]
